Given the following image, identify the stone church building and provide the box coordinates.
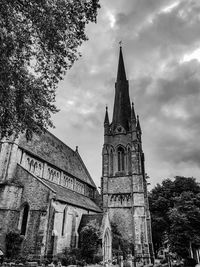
[101,47,154,263]
[0,130,112,261]
[0,47,153,263]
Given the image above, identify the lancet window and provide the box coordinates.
[62,206,68,236]
[20,203,29,236]
[127,147,132,173]
[117,146,125,171]
[110,149,113,175]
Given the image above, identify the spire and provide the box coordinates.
[117,46,127,81]
[104,106,109,125]
[112,46,131,131]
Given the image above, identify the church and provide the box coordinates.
[0,47,153,263]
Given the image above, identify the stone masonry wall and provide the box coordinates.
[14,165,53,259]
[0,184,23,252]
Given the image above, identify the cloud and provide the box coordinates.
[52,0,200,187]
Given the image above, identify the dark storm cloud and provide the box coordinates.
[132,59,200,173]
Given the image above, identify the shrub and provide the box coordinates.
[79,220,100,262]
[93,255,103,264]
[5,230,24,259]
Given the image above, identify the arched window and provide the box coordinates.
[117,147,125,171]
[110,149,113,175]
[34,162,38,174]
[30,160,34,172]
[27,158,30,170]
[20,203,29,235]
[57,172,60,183]
[128,147,132,173]
[62,207,67,236]
[38,164,42,177]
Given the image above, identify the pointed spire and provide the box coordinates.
[112,46,131,131]
[136,115,142,134]
[117,46,127,82]
[104,106,109,125]
[131,102,136,122]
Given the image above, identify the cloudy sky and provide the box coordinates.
[51,0,200,189]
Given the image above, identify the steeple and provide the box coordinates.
[112,46,131,131]
[117,46,127,81]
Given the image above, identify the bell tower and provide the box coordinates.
[101,46,154,263]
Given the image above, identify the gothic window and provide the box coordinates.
[57,172,60,183]
[27,158,30,170]
[47,168,50,178]
[34,162,38,175]
[66,177,69,187]
[20,203,29,236]
[62,207,67,236]
[110,149,113,175]
[70,179,74,189]
[52,172,55,182]
[30,160,34,172]
[128,147,131,173]
[117,146,125,171]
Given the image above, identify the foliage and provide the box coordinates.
[0,0,100,139]
[79,220,101,262]
[169,191,200,258]
[111,222,132,259]
[149,176,200,258]
[58,248,82,266]
[93,255,103,264]
[5,230,24,259]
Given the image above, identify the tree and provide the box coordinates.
[0,0,100,139]
[169,191,200,258]
[79,220,100,262]
[111,222,132,260]
[149,176,200,258]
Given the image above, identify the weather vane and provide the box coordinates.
[119,40,122,46]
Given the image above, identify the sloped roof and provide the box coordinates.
[43,179,102,212]
[15,164,101,212]
[18,131,96,187]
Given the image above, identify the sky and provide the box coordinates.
[51,0,200,189]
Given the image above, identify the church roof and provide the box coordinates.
[18,131,96,188]
[43,179,102,212]
[112,47,131,131]
[16,164,101,212]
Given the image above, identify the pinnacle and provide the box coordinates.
[117,46,127,82]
